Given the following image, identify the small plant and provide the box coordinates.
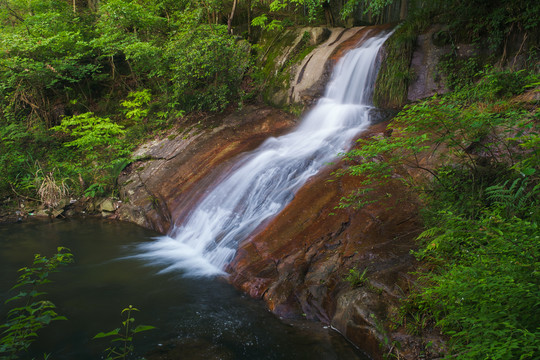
[370,313,402,360]
[345,267,368,287]
[121,90,152,125]
[52,112,126,152]
[37,171,69,214]
[94,305,155,360]
[485,178,539,218]
[84,183,106,198]
[0,248,74,359]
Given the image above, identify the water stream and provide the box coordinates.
[134,30,393,276]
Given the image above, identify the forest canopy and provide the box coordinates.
[0,0,538,206]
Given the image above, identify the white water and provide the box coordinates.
[134,30,392,276]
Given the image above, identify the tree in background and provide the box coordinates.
[0,0,253,203]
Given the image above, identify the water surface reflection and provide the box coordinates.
[0,218,367,360]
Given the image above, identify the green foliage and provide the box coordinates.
[413,207,539,359]
[166,24,251,112]
[421,0,540,88]
[251,0,330,30]
[51,112,131,197]
[351,69,539,205]
[370,0,540,99]
[456,67,540,102]
[0,1,98,126]
[91,0,168,81]
[52,113,126,151]
[0,247,74,359]
[121,89,152,125]
[345,267,368,287]
[342,68,539,359]
[84,183,106,198]
[93,305,155,360]
[341,0,394,19]
[437,54,481,90]
[485,178,539,218]
[0,0,260,202]
[437,0,540,51]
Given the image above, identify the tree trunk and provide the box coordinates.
[227,0,238,35]
[247,0,252,40]
[400,0,408,20]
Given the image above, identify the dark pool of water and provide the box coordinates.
[0,218,368,360]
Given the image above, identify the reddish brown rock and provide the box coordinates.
[227,122,426,359]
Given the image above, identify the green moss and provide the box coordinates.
[286,103,304,117]
[255,29,316,108]
[373,20,423,109]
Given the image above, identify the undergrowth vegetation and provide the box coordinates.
[343,66,539,358]
[0,0,255,206]
[373,0,540,108]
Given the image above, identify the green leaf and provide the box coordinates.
[93,328,121,339]
[132,325,156,333]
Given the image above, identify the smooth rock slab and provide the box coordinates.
[117,105,296,233]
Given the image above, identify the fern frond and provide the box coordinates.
[417,227,443,240]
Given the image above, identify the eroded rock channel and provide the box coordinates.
[113,26,438,359]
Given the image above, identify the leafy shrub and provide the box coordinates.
[52,112,126,154]
[121,89,152,125]
[449,66,540,102]
[0,248,74,359]
[51,112,131,196]
[345,267,368,287]
[414,208,539,359]
[0,5,98,126]
[166,24,251,111]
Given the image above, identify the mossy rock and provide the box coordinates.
[256,28,328,108]
[373,23,417,109]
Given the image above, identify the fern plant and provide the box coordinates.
[486,178,539,218]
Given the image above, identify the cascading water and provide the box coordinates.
[134,30,392,276]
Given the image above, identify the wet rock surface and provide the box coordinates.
[261,25,393,110]
[227,122,429,359]
[116,105,297,233]
[407,25,450,101]
[287,25,394,108]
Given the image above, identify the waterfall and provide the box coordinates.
[134,30,392,276]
